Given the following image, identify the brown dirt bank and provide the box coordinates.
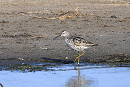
[0,0,130,64]
[0,54,130,66]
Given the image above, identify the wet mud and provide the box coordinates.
[0,0,130,65]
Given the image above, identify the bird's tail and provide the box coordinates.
[92,44,98,46]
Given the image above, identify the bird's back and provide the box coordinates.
[65,35,97,51]
[72,36,95,47]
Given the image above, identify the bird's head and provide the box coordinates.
[61,30,70,37]
[53,30,70,40]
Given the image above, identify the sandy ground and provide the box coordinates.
[0,0,130,64]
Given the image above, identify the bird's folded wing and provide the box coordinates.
[72,37,95,46]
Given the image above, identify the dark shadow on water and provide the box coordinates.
[66,66,93,87]
[1,58,130,72]
[41,57,74,64]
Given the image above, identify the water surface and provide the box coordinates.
[0,64,130,87]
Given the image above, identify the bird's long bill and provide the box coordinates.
[53,35,61,40]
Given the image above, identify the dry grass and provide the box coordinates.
[19,7,84,21]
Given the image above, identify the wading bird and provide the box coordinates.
[53,30,98,65]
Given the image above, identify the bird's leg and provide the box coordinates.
[74,50,85,65]
[77,50,85,64]
[79,50,85,57]
[78,55,80,65]
[74,52,80,64]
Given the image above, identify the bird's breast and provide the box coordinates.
[65,38,88,51]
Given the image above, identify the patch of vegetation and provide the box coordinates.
[5,64,56,72]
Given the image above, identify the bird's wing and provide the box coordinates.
[72,37,95,46]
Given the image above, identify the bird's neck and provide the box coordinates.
[64,34,71,39]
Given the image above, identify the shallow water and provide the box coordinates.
[0,64,130,87]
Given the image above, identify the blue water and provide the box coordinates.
[0,65,130,87]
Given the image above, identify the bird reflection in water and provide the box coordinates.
[66,66,93,87]
[0,83,3,87]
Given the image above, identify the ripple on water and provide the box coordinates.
[0,64,130,87]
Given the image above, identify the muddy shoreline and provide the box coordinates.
[0,54,130,66]
[0,0,130,65]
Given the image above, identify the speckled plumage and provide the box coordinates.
[61,31,97,51]
[53,30,98,64]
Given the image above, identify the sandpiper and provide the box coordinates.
[53,30,98,65]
